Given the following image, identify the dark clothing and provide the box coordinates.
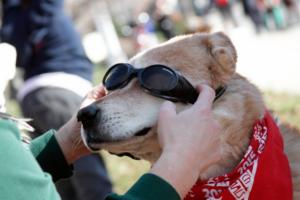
[244,0,265,33]
[1,0,93,81]
[107,173,180,200]
[34,132,74,182]
[57,154,113,200]
[283,0,295,7]
[156,15,176,40]
[21,87,82,136]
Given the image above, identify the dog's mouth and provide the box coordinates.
[82,127,152,151]
[111,152,141,160]
[134,127,151,136]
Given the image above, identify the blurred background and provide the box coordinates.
[2,0,300,194]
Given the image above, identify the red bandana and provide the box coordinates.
[185,111,293,200]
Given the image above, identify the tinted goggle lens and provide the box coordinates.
[140,66,178,91]
[103,64,130,90]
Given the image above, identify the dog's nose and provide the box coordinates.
[77,104,101,128]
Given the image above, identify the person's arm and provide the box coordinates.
[0,120,61,200]
[30,130,73,182]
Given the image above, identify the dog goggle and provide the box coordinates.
[103,63,226,104]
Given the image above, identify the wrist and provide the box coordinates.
[54,127,76,164]
[150,150,201,198]
[54,115,91,164]
[54,123,90,164]
[162,147,204,171]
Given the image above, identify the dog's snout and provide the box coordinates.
[77,104,101,128]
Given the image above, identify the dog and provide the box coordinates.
[78,32,300,199]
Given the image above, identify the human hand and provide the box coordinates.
[151,84,222,198]
[158,84,222,168]
[54,84,106,164]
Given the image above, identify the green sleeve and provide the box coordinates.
[30,130,73,182]
[0,120,61,200]
[106,173,180,200]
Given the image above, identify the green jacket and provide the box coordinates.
[0,120,180,200]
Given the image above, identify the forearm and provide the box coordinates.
[54,116,90,165]
[30,130,73,182]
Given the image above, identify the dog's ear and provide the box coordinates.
[211,32,236,70]
[206,32,237,82]
[202,32,237,87]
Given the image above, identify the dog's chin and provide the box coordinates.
[81,126,152,153]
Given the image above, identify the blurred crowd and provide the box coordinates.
[240,0,300,32]
[105,0,300,57]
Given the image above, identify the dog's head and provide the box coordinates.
[78,32,237,162]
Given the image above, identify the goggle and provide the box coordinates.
[103,63,226,104]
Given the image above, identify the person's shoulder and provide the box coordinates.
[0,112,34,140]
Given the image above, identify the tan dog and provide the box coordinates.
[79,32,300,199]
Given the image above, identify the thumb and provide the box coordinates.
[193,84,215,109]
[158,101,176,124]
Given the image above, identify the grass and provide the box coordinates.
[263,91,300,129]
[101,151,150,194]
[5,64,300,194]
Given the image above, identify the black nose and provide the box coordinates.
[77,104,101,128]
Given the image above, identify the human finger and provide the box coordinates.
[193,84,215,110]
[158,101,176,124]
[81,84,106,108]
[89,84,106,100]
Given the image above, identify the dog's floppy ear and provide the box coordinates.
[211,32,237,71]
[206,32,237,83]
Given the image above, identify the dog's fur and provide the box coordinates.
[81,32,300,198]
